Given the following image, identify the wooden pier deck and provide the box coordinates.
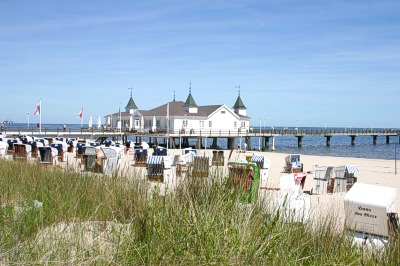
[2,127,399,149]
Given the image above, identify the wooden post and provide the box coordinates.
[264,137,270,149]
[325,136,331,147]
[350,135,356,146]
[372,135,377,145]
[297,136,303,148]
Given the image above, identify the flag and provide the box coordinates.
[33,101,40,115]
[77,108,83,118]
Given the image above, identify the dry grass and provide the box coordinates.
[0,159,398,265]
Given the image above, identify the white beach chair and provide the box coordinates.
[333,166,347,193]
[273,173,310,223]
[101,147,118,175]
[312,165,328,195]
[0,141,8,157]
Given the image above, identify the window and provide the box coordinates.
[221,111,225,114]
[182,120,188,127]
[209,121,212,128]
[156,120,160,127]
[199,121,204,128]
[135,120,139,127]
[234,121,237,128]
[241,121,246,127]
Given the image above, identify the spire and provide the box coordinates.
[183,82,197,107]
[173,90,176,102]
[233,85,246,110]
[125,87,138,110]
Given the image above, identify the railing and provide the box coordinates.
[1,126,399,137]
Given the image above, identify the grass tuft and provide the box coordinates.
[0,159,397,264]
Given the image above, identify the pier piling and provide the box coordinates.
[350,135,356,146]
[296,136,303,148]
[325,136,331,147]
[264,137,270,149]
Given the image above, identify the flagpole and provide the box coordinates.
[166,102,169,149]
[39,99,42,134]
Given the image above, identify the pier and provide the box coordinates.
[3,127,400,150]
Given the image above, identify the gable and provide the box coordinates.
[208,104,240,120]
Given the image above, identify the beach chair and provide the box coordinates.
[104,140,113,147]
[284,154,303,173]
[125,140,132,153]
[312,165,328,195]
[51,143,67,162]
[36,138,49,146]
[55,137,64,142]
[333,166,347,193]
[134,149,148,167]
[82,146,98,172]
[228,162,260,203]
[154,147,167,156]
[345,165,359,190]
[147,156,165,182]
[0,141,8,157]
[44,138,53,145]
[28,141,43,158]
[67,139,76,153]
[38,146,58,166]
[212,150,224,166]
[76,143,85,159]
[101,147,118,175]
[7,139,18,155]
[20,136,33,144]
[89,142,100,147]
[13,144,32,161]
[251,154,271,188]
[177,151,196,177]
[191,155,210,178]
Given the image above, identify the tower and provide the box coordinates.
[183,83,198,114]
[233,86,247,116]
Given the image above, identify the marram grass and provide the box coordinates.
[0,159,399,265]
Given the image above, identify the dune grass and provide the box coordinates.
[0,159,399,265]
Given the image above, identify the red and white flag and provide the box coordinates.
[33,101,41,115]
[77,108,83,118]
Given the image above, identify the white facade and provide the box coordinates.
[105,93,250,132]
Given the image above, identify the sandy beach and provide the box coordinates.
[11,146,399,228]
[150,149,399,227]
[255,151,399,227]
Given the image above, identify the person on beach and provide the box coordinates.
[37,123,40,130]
[63,124,66,131]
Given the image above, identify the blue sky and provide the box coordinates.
[1,0,399,128]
